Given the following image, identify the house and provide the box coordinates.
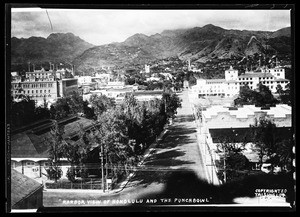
[11,116,95,181]
[11,169,43,210]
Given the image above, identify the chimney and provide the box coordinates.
[28,62,30,72]
[33,64,35,71]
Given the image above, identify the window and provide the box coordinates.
[36,90,38,93]
[44,90,47,93]
[48,89,51,93]
[26,161,35,167]
[40,90,42,93]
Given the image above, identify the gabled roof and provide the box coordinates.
[11,169,43,208]
[11,117,94,159]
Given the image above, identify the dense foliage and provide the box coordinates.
[43,90,181,184]
[234,83,279,107]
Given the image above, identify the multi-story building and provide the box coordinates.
[11,68,78,105]
[191,66,290,99]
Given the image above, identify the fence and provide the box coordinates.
[45,179,102,190]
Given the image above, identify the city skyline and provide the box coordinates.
[11,8,291,46]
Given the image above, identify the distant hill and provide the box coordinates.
[73,24,291,71]
[11,25,291,74]
[11,32,94,66]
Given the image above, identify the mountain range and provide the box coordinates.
[11,24,291,72]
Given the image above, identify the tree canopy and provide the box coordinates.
[234,83,279,107]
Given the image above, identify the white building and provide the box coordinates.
[145,64,150,73]
[191,66,290,99]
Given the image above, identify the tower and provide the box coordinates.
[225,66,238,81]
[187,59,191,71]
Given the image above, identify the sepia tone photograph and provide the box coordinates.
[5,4,295,212]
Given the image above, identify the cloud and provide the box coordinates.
[11,8,291,45]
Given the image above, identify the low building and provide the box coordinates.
[133,90,163,102]
[202,104,292,129]
[200,104,292,171]
[11,169,43,209]
[11,116,95,181]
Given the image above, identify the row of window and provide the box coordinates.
[12,83,54,89]
[14,89,52,94]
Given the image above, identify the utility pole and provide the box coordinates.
[100,144,105,192]
[223,145,226,184]
[105,152,108,191]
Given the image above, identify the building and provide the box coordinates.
[202,104,292,129]
[145,64,150,73]
[191,66,290,99]
[11,68,78,105]
[11,169,43,210]
[11,116,95,181]
[200,104,292,170]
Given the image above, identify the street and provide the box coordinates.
[43,90,210,207]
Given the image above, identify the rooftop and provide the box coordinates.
[11,169,43,208]
[202,104,292,119]
[11,117,94,159]
[238,73,274,78]
[206,79,226,83]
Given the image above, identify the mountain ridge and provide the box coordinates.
[11,25,291,72]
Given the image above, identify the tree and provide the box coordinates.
[162,91,182,120]
[62,123,93,182]
[255,83,278,107]
[234,84,278,107]
[276,83,291,105]
[250,117,279,172]
[44,121,65,182]
[275,139,292,172]
[89,94,115,119]
[11,98,36,129]
[49,98,70,120]
[216,132,249,183]
[234,84,255,106]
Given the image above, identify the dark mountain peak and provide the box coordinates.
[47,32,77,40]
[127,33,149,40]
[124,33,150,46]
[150,33,162,39]
[201,24,225,32]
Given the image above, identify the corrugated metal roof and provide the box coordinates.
[11,169,43,208]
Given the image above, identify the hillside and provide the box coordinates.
[11,32,94,67]
[11,25,291,73]
[73,24,291,72]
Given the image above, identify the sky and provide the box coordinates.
[11,8,291,46]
